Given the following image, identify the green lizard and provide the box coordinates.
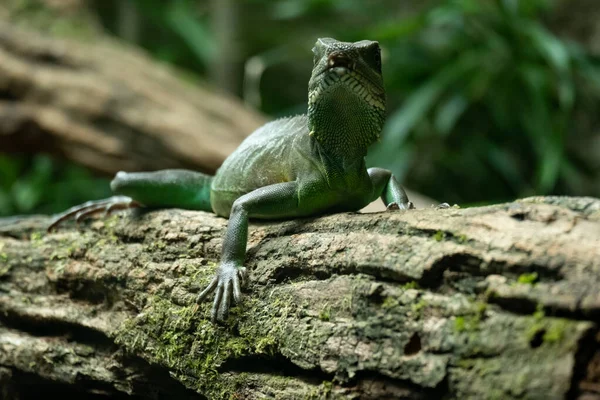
[48,37,432,322]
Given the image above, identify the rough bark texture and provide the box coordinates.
[0,19,265,176]
[0,196,599,399]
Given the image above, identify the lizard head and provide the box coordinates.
[307,38,386,152]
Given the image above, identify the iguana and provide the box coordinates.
[48,37,435,322]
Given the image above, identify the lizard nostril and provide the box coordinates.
[328,52,352,69]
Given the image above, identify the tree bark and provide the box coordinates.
[1,196,599,399]
[0,19,265,176]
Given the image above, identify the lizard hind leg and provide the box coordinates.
[47,169,215,232]
[47,196,141,232]
[110,169,214,212]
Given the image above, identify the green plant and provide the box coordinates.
[93,0,215,72]
[0,155,111,217]
[366,0,600,205]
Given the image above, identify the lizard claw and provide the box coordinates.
[196,262,246,323]
[386,201,415,211]
[47,196,141,232]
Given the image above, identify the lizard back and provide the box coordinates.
[210,114,310,217]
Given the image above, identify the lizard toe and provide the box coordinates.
[47,196,139,232]
[386,202,400,211]
[196,275,218,304]
[210,282,224,322]
[233,276,242,303]
[217,281,233,321]
[237,267,248,287]
[386,201,415,211]
[202,262,245,323]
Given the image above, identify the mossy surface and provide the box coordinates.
[21,207,598,399]
[2,197,598,399]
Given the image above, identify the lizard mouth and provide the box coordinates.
[308,51,385,111]
[326,52,356,75]
[310,75,382,109]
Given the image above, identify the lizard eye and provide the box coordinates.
[361,45,382,73]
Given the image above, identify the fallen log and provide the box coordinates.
[0,196,599,399]
[0,20,265,176]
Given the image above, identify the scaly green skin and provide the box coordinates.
[48,38,414,322]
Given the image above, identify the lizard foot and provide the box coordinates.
[433,202,451,209]
[196,262,247,323]
[386,201,415,211]
[47,195,141,232]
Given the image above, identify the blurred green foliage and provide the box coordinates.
[0,155,110,217]
[367,0,600,204]
[1,0,599,217]
[93,0,216,72]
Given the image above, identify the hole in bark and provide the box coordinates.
[567,327,599,400]
[0,90,19,101]
[32,52,66,66]
[425,253,484,287]
[529,329,546,348]
[270,265,305,283]
[314,270,332,280]
[404,333,422,356]
[510,212,527,221]
[55,278,121,306]
[366,283,385,304]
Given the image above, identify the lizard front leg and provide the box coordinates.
[368,167,415,210]
[368,168,449,210]
[196,181,299,322]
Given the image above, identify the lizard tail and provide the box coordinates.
[110,169,215,213]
